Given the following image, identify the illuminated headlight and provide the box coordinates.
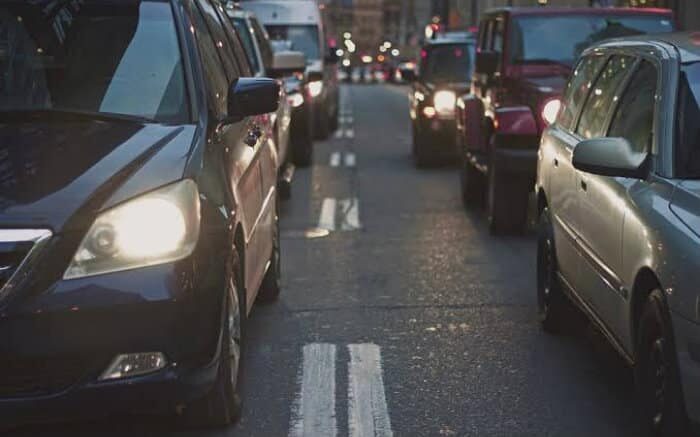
[288,92,304,108]
[307,80,323,98]
[64,180,200,279]
[433,90,456,116]
[542,98,562,125]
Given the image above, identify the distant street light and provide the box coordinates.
[336,48,344,57]
[391,49,400,57]
[343,32,352,40]
[342,59,351,67]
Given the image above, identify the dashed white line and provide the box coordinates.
[318,198,337,231]
[339,198,361,231]
[334,129,344,139]
[290,343,338,437]
[330,152,341,167]
[348,344,393,437]
[345,129,355,139]
[344,152,356,168]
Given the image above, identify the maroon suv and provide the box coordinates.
[456,7,674,234]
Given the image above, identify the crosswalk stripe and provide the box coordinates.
[330,152,341,167]
[344,152,356,168]
[345,129,355,139]
[318,198,337,231]
[290,343,337,437]
[348,344,393,437]
[339,198,361,231]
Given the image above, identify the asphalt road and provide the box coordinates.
[11,84,643,437]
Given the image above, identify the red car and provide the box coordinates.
[456,7,674,234]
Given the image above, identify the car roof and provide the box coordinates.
[484,6,673,18]
[594,31,700,64]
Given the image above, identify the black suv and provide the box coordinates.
[407,34,476,167]
[0,0,280,428]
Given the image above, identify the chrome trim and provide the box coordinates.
[0,229,53,300]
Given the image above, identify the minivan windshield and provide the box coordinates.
[0,0,188,123]
[421,43,474,84]
[266,25,320,62]
[510,15,674,67]
[676,63,700,178]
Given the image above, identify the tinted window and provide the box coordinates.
[195,0,239,80]
[609,61,657,154]
[577,55,634,139]
[510,15,673,66]
[266,25,319,61]
[492,19,504,52]
[0,1,187,122]
[251,18,273,71]
[676,63,700,178]
[191,1,229,117]
[233,18,261,74]
[558,55,607,131]
[420,44,474,84]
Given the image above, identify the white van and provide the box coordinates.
[241,0,339,139]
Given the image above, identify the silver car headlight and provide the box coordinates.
[64,180,200,279]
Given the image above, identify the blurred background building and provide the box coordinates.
[316,0,698,65]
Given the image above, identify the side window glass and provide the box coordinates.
[558,55,606,131]
[232,19,261,74]
[608,61,658,153]
[214,5,253,76]
[196,0,240,80]
[483,20,494,51]
[492,19,504,53]
[191,2,229,117]
[577,55,634,139]
[251,18,273,71]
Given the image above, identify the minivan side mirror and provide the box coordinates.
[476,51,500,76]
[572,137,649,179]
[227,78,280,122]
[270,50,306,77]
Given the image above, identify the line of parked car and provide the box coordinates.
[408,6,700,437]
[0,0,337,430]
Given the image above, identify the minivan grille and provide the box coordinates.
[0,229,52,297]
[0,357,91,398]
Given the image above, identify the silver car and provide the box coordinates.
[536,32,700,436]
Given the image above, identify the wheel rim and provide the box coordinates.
[228,277,242,389]
[537,231,554,319]
[646,336,668,429]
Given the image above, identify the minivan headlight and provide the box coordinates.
[434,90,456,116]
[64,180,200,279]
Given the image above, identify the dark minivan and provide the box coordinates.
[0,0,282,428]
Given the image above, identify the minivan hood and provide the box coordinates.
[0,121,195,232]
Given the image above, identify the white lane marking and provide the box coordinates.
[334,129,344,139]
[339,198,361,231]
[344,152,356,168]
[318,198,336,231]
[339,116,354,125]
[330,152,341,167]
[290,343,337,437]
[348,344,393,437]
[345,129,355,139]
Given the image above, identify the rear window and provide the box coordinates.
[510,15,674,67]
[420,43,475,84]
[266,25,319,61]
[676,63,700,178]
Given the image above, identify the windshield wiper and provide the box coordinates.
[0,108,157,124]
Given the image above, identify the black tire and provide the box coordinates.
[536,207,571,334]
[329,103,339,132]
[487,153,529,234]
[412,124,430,168]
[460,158,485,207]
[315,106,330,140]
[257,204,281,303]
[291,114,313,168]
[184,251,244,428]
[635,290,690,437]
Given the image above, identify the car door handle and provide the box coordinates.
[553,158,559,167]
[251,125,262,138]
[244,131,258,147]
[580,179,588,191]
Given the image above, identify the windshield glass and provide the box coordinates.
[676,63,700,178]
[265,25,319,62]
[0,0,187,123]
[421,43,474,83]
[232,17,261,73]
[510,15,674,66]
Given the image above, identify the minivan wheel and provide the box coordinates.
[635,290,689,437]
[184,253,244,428]
[460,159,485,207]
[537,207,569,334]
[258,207,281,303]
[487,156,528,234]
